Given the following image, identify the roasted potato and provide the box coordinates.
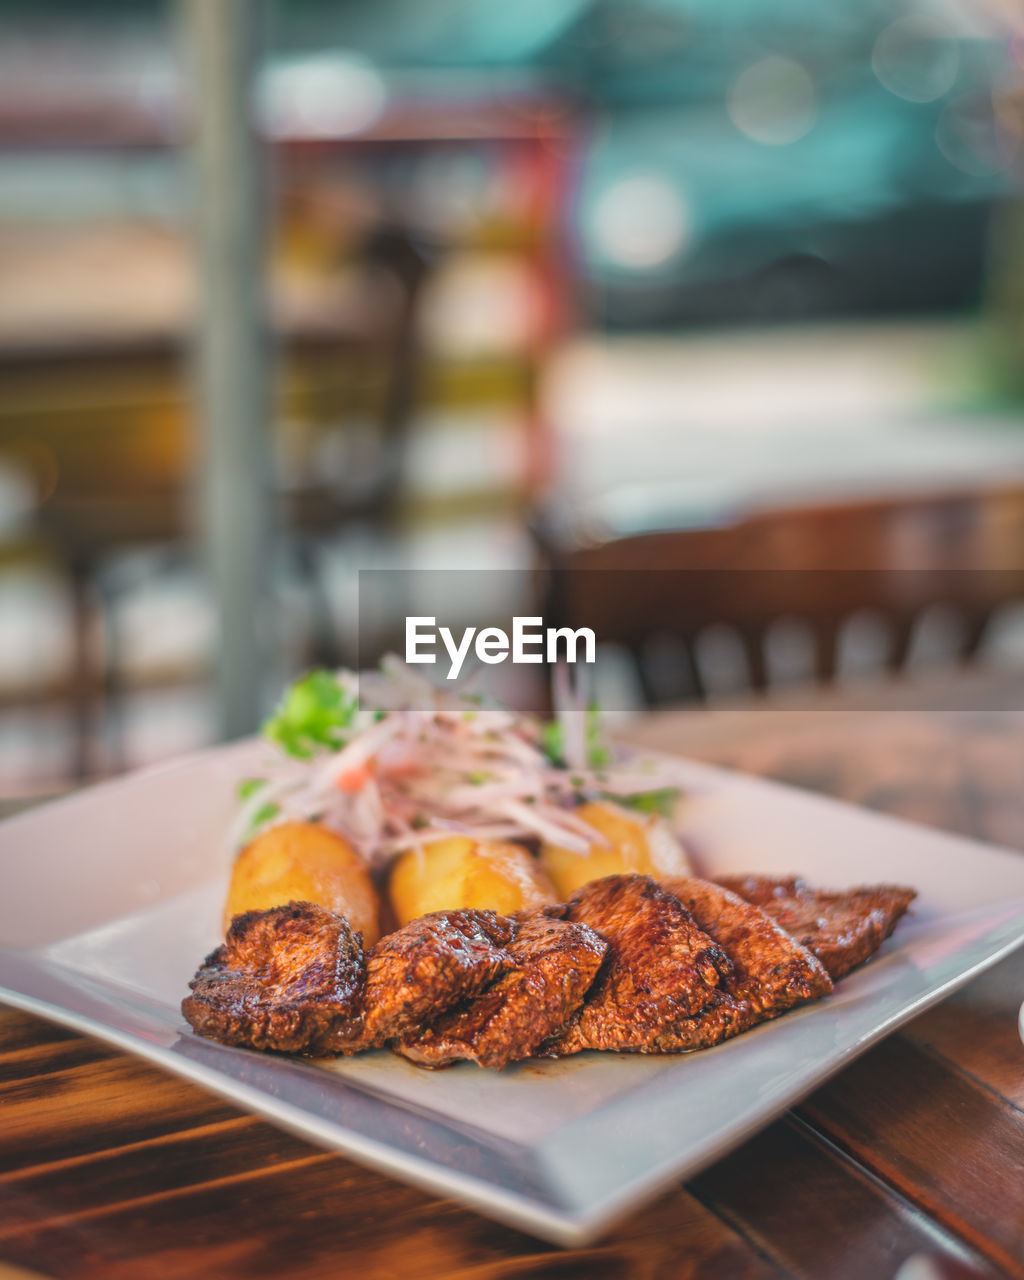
[539,800,691,900]
[388,836,557,927]
[225,821,381,945]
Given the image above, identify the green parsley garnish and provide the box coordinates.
[542,705,610,768]
[614,788,680,818]
[540,720,564,765]
[586,702,612,768]
[262,669,357,760]
[244,800,280,840]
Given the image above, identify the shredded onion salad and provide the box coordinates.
[229,656,685,869]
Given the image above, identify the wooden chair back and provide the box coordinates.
[536,484,1024,702]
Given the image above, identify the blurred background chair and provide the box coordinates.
[535,483,1024,706]
[0,220,432,777]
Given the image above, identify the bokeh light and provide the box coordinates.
[871,17,960,105]
[260,54,387,139]
[590,172,692,270]
[727,57,817,146]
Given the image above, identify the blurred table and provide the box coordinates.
[2,670,1024,1279]
[549,325,1024,529]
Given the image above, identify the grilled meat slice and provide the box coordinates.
[357,908,516,1049]
[661,877,833,1016]
[397,913,608,1069]
[545,874,732,1054]
[716,875,916,980]
[717,874,805,906]
[513,902,569,922]
[181,901,365,1055]
[645,991,758,1052]
[182,903,516,1056]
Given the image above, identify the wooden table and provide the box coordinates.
[3,674,1024,1279]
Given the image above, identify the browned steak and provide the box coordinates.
[181,901,365,1055]
[715,874,806,906]
[397,913,607,1069]
[661,877,833,1015]
[716,875,916,980]
[546,874,732,1054]
[645,991,758,1052]
[358,908,516,1048]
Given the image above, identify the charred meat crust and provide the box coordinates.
[644,991,759,1053]
[545,874,733,1054]
[715,875,916,980]
[547,982,759,1058]
[546,876,832,1058]
[181,901,365,1055]
[183,870,915,1064]
[182,903,516,1056]
[357,909,516,1049]
[397,913,607,1069]
[660,877,833,1014]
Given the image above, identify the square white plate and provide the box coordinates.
[2,740,1024,1246]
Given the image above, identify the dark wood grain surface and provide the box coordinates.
[4,671,1024,1279]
